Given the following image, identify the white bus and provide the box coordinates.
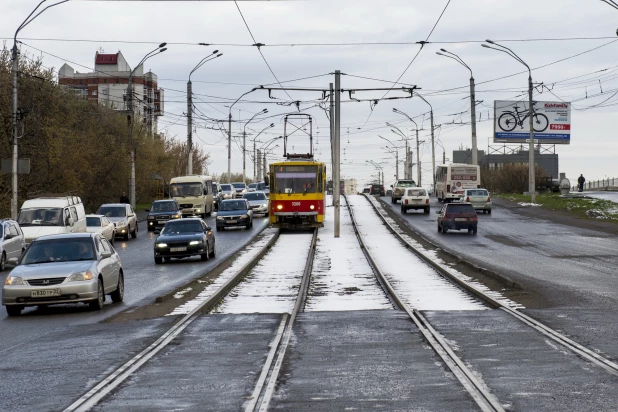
[435,163,481,202]
[169,175,214,218]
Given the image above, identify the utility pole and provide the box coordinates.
[11,44,18,220]
[395,151,399,180]
[334,71,341,238]
[470,76,478,166]
[329,82,335,205]
[256,149,262,181]
[187,79,193,174]
[227,112,232,184]
[430,109,436,193]
[416,129,421,185]
[527,73,535,202]
[404,141,409,179]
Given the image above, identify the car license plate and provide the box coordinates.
[227,220,237,224]
[170,247,187,252]
[158,220,167,224]
[412,199,421,202]
[455,218,467,221]
[30,289,61,298]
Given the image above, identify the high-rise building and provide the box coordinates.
[58,51,164,135]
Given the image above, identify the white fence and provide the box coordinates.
[572,177,618,191]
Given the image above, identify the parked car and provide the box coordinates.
[0,219,26,271]
[97,203,138,240]
[401,188,430,214]
[219,184,237,200]
[458,189,492,214]
[146,199,181,231]
[243,192,269,216]
[213,183,225,210]
[370,184,385,196]
[391,179,417,204]
[86,214,116,244]
[436,203,478,235]
[2,233,124,316]
[247,183,258,192]
[386,189,393,196]
[153,218,215,264]
[362,187,371,194]
[231,182,248,198]
[216,199,253,230]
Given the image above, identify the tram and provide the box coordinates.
[268,113,326,229]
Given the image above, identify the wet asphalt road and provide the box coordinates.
[0,215,270,351]
[379,196,618,310]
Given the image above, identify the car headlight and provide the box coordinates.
[172,214,180,219]
[216,216,224,220]
[68,270,93,282]
[241,214,248,219]
[156,243,168,248]
[148,216,155,220]
[189,240,202,245]
[5,276,24,286]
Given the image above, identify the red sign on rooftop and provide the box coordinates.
[95,53,118,65]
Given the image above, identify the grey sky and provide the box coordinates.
[4,0,618,187]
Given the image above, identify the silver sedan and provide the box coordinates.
[1,233,124,316]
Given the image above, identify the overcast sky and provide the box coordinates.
[4,0,618,188]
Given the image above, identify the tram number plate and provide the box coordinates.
[31,289,61,298]
[455,218,467,222]
[170,247,187,252]
[291,202,301,206]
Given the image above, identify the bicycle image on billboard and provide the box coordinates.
[493,100,571,144]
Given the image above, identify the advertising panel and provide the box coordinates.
[493,100,571,144]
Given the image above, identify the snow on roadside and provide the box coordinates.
[366,195,524,309]
[305,196,393,312]
[518,202,541,207]
[166,228,279,316]
[214,233,313,314]
[347,195,486,311]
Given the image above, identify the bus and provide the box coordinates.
[169,175,214,218]
[435,163,481,203]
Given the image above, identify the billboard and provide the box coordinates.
[493,100,571,144]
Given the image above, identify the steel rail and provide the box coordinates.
[246,228,319,412]
[63,230,281,412]
[364,194,618,377]
[344,194,504,412]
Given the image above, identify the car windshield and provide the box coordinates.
[363,188,370,193]
[219,201,247,211]
[170,182,203,197]
[396,181,417,188]
[151,202,177,212]
[97,206,126,218]
[467,189,489,196]
[21,238,95,264]
[447,204,476,214]
[232,183,246,190]
[248,183,257,189]
[407,189,426,196]
[244,193,266,201]
[274,165,317,194]
[161,221,203,234]
[220,184,232,192]
[86,217,101,227]
[18,208,63,226]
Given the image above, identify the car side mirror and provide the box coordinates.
[128,213,135,217]
[101,251,112,259]
[68,217,75,226]
[154,230,160,234]
[205,227,211,232]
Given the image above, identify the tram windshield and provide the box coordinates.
[274,165,318,195]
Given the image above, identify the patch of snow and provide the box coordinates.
[365,195,524,310]
[518,202,541,207]
[347,196,486,311]
[166,229,279,316]
[173,287,192,299]
[214,232,313,314]
[305,195,393,312]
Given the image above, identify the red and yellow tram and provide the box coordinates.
[268,160,326,229]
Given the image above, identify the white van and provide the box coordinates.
[169,175,214,218]
[17,196,87,244]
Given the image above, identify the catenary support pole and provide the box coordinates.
[430,109,436,195]
[329,82,335,204]
[334,71,341,238]
[470,76,478,166]
[227,113,232,183]
[187,80,193,174]
[528,74,536,203]
[416,128,421,185]
[11,45,18,220]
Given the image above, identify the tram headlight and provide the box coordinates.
[277,204,283,210]
[310,205,315,210]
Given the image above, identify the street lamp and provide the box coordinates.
[227,88,258,183]
[482,39,537,203]
[10,0,70,219]
[187,49,222,175]
[127,43,167,209]
[393,108,422,185]
[366,160,384,185]
[243,109,268,184]
[258,136,282,181]
[251,123,275,181]
[379,136,402,180]
[436,49,478,165]
[411,92,436,193]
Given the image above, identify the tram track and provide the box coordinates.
[360,193,618,379]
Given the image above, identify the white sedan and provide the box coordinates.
[400,188,430,214]
[86,214,116,244]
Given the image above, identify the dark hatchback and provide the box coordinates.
[153,218,216,263]
[146,199,181,231]
[436,203,478,235]
[216,199,253,231]
[370,184,385,196]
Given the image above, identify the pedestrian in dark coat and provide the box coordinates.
[119,192,130,204]
[577,174,585,192]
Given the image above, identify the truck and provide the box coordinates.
[169,175,214,218]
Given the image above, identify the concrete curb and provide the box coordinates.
[375,196,521,290]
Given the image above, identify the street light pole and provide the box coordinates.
[251,123,275,181]
[187,50,222,175]
[227,88,258,183]
[242,108,267,184]
[392,109,423,186]
[379,136,402,181]
[11,0,69,219]
[127,44,167,209]
[482,40,536,203]
[436,49,478,165]
[414,93,436,194]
